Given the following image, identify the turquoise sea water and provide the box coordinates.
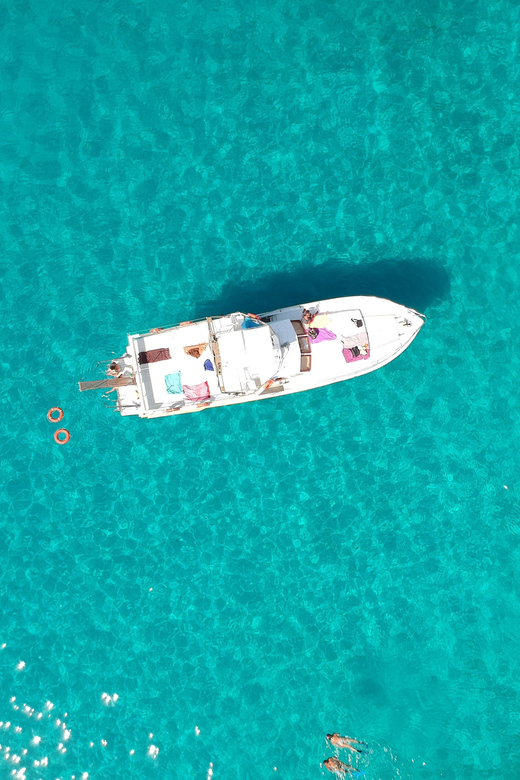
[1,0,520,778]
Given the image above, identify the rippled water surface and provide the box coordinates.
[1,0,520,778]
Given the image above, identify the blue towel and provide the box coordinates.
[204,359,214,371]
[165,372,182,394]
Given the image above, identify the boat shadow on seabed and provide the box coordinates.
[203,257,450,320]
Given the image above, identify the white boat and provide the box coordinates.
[79,296,425,418]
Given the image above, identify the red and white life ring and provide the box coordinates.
[54,429,70,445]
[47,407,64,423]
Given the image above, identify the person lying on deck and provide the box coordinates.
[303,309,333,328]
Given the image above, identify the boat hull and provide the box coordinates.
[85,296,425,418]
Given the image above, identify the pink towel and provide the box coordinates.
[309,327,337,344]
[343,348,370,363]
[342,331,369,349]
[182,382,210,401]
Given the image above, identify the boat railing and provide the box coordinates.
[128,314,224,339]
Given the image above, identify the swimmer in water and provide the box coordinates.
[326,733,368,753]
[324,757,365,777]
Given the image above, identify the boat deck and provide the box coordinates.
[269,306,371,387]
[127,320,220,413]
[102,296,424,418]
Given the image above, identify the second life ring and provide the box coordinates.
[47,407,64,423]
[54,429,70,445]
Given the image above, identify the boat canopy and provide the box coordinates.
[218,323,279,393]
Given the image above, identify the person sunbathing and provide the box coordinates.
[302,308,316,325]
[324,757,364,776]
[326,733,368,753]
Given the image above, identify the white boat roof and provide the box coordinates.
[218,324,279,393]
